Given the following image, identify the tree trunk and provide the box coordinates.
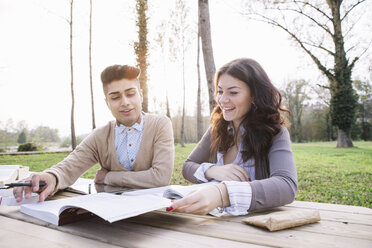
[166,92,171,119]
[69,0,76,150]
[135,0,149,112]
[196,5,203,142]
[199,0,216,114]
[180,37,186,147]
[89,0,96,130]
[336,129,353,148]
[327,0,356,148]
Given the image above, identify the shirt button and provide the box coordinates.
[129,144,132,147]
[131,159,134,162]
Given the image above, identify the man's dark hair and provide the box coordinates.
[101,65,140,94]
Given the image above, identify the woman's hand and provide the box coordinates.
[169,183,230,215]
[13,172,57,202]
[205,164,250,182]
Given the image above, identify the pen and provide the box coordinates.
[5,182,47,187]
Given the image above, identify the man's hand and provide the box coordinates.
[13,172,57,202]
[94,167,108,184]
[205,164,250,182]
[170,183,229,215]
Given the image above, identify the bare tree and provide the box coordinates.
[166,93,171,119]
[196,3,203,141]
[135,0,149,112]
[199,0,216,114]
[155,21,171,119]
[169,0,193,147]
[282,80,309,142]
[89,0,96,130]
[69,0,76,150]
[242,0,372,147]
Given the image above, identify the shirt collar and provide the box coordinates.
[227,122,246,135]
[115,113,145,133]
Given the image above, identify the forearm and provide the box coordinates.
[44,141,98,191]
[182,160,207,183]
[104,167,172,188]
[182,127,214,183]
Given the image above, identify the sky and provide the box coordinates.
[0,0,370,137]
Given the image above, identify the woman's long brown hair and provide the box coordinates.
[210,58,289,179]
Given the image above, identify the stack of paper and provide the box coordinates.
[0,165,29,186]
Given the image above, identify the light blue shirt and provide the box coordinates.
[194,124,254,215]
[114,114,145,170]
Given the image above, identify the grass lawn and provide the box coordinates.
[0,141,371,208]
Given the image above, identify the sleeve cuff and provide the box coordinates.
[193,162,214,182]
[223,181,252,216]
[44,171,60,196]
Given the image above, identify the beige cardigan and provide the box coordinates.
[45,114,174,192]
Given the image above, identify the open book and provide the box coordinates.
[20,183,217,226]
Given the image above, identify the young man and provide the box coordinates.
[14,65,174,202]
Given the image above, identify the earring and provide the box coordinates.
[252,102,257,112]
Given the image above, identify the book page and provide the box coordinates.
[21,192,172,226]
[0,189,39,206]
[121,182,218,199]
[121,185,170,197]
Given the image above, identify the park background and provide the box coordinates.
[0,0,371,208]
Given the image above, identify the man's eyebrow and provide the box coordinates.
[108,87,137,95]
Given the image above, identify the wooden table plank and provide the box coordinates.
[0,206,265,248]
[287,201,372,215]
[1,196,371,248]
[123,211,372,248]
[0,216,121,248]
[220,205,372,226]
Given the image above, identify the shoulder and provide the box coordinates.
[272,125,291,147]
[75,121,114,149]
[84,121,115,143]
[91,120,115,136]
[273,125,290,140]
[144,113,171,127]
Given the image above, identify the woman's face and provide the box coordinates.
[216,73,253,127]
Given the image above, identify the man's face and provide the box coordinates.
[105,78,143,126]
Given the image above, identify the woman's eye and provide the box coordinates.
[217,90,223,95]
[112,97,119,100]
[230,92,238,95]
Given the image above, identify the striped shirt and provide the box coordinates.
[193,126,254,215]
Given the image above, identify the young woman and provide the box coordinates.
[169,58,297,215]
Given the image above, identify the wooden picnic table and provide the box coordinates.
[0,190,371,248]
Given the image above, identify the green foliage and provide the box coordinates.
[17,143,38,152]
[330,80,358,131]
[17,129,27,144]
[282,80,309,142]
[1,141,371,207]
[59,135,86,148]
[29,126,60,143]
[0,120,61,150]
